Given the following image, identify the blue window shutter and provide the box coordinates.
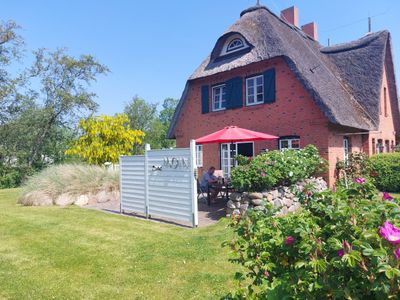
[201,85,209,114]
[226,77,243,109]
[263,68,276,103]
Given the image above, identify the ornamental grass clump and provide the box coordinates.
[230,145,326,192]
[224,178,400,299]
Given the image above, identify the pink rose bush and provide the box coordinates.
[225,182,400,299]
[379,221,400,244]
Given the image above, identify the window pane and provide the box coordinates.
[291,139,300,149]
[248,87,254,96]
[247,79,254,88]
[257,93,263,102]
[280,140,289,149]
[256,76,263,85]
[248,95,254,103]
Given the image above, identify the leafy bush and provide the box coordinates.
[224,180,400,299]
[370,153,400,192]
[230,145,326,192]
[19,164,119,205]
[336,152,371,183]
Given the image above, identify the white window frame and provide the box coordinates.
[196,144,203,167]
[343,137,349,162]
[246,75,264,106]
[212,84,226,112]
[279,138,300,150]
[227,38,244,52]
[220,142,254,177]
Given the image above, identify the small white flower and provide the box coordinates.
[289,171,293,177]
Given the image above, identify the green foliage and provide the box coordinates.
[224,180,400,299]
[124,96,178,152]
[370,153,400,192]
[336,152,371,185]
[0,33,109,187]
[230,145,326,192]
[66,114,144,165]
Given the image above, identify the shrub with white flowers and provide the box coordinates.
[231,145,326,192]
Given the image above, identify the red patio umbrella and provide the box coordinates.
[196,126,278,175]
[195,126,278,144]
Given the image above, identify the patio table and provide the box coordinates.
[207,181,234,206]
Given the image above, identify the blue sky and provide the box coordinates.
[1,0,399,115]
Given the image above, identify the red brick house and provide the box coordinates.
[167,5,400,185]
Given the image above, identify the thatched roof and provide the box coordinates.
[168,5,399,138]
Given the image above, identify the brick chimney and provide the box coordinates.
[301,22,318,40]
[280,6,299,27]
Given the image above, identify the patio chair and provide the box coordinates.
[197,179,207,202]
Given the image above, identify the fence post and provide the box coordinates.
[144,144,151,219]
[119,156,122,214]
[190,139,198,227]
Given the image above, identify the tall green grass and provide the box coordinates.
[19,164,119,206]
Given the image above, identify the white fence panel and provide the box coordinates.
[119,140,198,227]
[120,155,146,214]
[147,148,194,223]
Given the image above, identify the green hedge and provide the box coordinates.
[370,152,400,192]
[230,145,326,192]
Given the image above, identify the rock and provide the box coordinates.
[266,194,273,202]
[280,206,288,215]
[242,198,250,204]
[273,199,282,208]
[288,205,299,213]
[227,200,236,209]
[251,199,263,206]
[270,189,279,199]
[230,192,242,202]
[74,194,89,206]
[19,191,53,206]
[262,191,270,197]
[249,192,263,199]
[96,191,111,203]
[232,209,241,216]
[234,201,241,209]
[55,194,75,206]
[282,197,293,207]
[253,205,265,211]
[240,203,249,211]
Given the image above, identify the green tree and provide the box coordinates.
[24,48,109,166]
[124,96,157,132]
[66,114,145,165]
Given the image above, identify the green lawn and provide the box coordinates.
[0,189,237,300]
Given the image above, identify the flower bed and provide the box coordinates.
[224,178,400,299]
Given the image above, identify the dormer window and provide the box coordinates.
[227,38,244,52]
[219,34,249,56]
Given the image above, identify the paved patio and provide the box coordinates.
[85,194,227,228]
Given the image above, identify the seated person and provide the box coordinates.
[200,166,221,203]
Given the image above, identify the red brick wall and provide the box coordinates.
[174,57,398,187]
[368,63,397,154]
[175,57,333,181]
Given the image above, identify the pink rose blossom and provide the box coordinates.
[285,236,295,246]
[394,248,400,260]
[383,192,394,201]
[261,172,265,177]
[337,249,345,257]
[379,221,400,244]
[354,177,366,184]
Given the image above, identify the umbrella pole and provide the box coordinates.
[230,141,235,176]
